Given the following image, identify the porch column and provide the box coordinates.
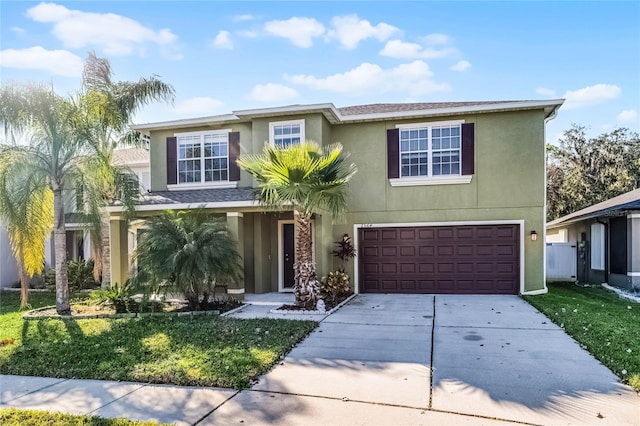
[226,212,245,300]
[108,218,129,286]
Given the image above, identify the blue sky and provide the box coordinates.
[1,1,638,143]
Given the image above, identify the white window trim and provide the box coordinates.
[590,222,605,271]
[389,175,472,187]
[394,120,466,186]
[269,119,305,146]
[174,128,232,187]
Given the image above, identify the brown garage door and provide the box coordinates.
[359,225,520,294]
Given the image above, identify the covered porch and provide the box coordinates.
[106,188,336,299]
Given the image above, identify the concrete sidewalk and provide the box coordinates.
[1,294,639,425]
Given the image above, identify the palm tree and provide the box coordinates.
[132,209,243,311]
[237,141,357,309]
[0,163,53,309]
[79,52,174,284]
[0,84,99,314]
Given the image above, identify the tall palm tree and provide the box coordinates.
[0,163,53,308]
[0,84,101,314]
[237,141,357,308]
[132,209,243,311]
[79,52,174,284]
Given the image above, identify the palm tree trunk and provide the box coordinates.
[52,187,71,315]
[18,247,29,310]
[293,210,318,309]
[99,209,111,287]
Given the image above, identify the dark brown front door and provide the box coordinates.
[282,223,295,290]
[359,225,520,294]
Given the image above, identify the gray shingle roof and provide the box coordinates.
[113,148,149,165]
[138,187,256,206]
[548,187,640,227]
[338,101,527,116]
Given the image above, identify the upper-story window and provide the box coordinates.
[177,130,229,184]
[399,123,461,178]
[269,119,305,148]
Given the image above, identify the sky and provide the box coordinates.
[1,1,639,144]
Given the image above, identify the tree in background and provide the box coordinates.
[238,141,357,309]
[547,125,640,221]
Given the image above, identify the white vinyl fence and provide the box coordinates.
[546,242,577,282]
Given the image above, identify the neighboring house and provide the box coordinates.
[106,100,563,298]
[547,188,640,290]
[44,147,151,269]
[0,224,19,288]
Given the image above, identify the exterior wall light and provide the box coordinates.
[530,230,538,241]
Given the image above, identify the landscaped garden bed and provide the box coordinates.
[0,291,316,389]
[524,282,640,391]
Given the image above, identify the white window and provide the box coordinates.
[591,222,605,270]
[269,119,305,148]
[399,122,462,178]
[176,130,229,184]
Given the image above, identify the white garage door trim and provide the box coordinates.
[353,220,536,295]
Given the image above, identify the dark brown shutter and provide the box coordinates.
[387,128,400,179]
[228,131,240,181]
[461,123,475,175]
[166,136,177,185]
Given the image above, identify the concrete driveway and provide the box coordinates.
[204,294,640,425]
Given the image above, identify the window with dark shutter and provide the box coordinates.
[387,128,400,179]
[166,136,177,185]
[228,131,240,181]
[461,123,475,175]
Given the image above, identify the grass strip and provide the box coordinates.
[0,291,316,389]
[524,282,640,391]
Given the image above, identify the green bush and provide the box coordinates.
[90,281,137,313]
[43,259,98,291]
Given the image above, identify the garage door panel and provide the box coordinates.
[359,224,519,294]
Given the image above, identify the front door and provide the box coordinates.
[281,223,295,291]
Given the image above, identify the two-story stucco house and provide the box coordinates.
[106,100,563,298]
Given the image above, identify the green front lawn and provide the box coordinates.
[0,408,165,426]
[524,282,640,391]
[0,291,316,389]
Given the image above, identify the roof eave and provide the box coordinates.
[339,100,565,123]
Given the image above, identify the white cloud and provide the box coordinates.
[26,2,178,56]
[286,60,449,97]
[422,33,452,45]
[173,97,224,115]
[249,83,299,102]
[232,14,256,22]
[326,14,399,49]
[562,84,621,109]
[0,46,82,77]
[264,17,325,48]
[617,109,638,124]
[212,30,233,49]
[450,60,471,72]
[379,40,456,59]
[238,30,258,38]
[536,87,557,97]
[10,27,25,35]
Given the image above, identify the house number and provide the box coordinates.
[361,224,373,228]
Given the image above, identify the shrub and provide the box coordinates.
[42,259,98,291]
[320,270,352,304]
[90,281,138,313]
